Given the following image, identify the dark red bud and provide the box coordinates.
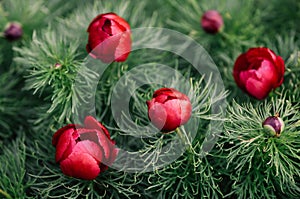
[4,22,23,41]
[262,114,284,137]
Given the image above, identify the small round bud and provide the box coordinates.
[4,22,23,41]
[54,63,62,69]
[262,114,284,137]
[201,10,224,34]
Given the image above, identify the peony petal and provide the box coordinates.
[256,60,278,87]
[153,88,176,99]
[87,29,111,55]
[163,99,183,131]
[233,53,249,90]
[245,77,272,100]
[102,19,112,35]
[148,102,168,131]
[153,88,189,102]
[248,58,263,70]
[95,130,114,160]
[84,116,111,139]
[60,152,100,180]
[153,94,169,103]
[55,128,79,162]
[246,47,277,64]
[275,56,285,86]
[90,33,122,63]
[239,70,257,89]
[146,98,155,109]
[52,124,77,146]
[72,140,103,163]
[87,14,109,33]
[109,20,127,35]
[114,30,131,62]
[77,128,113,161]
[178,100,192,125]
[233,53,249,72]
[101,147,119,171]
[101,13,131,31]
[107,147,119,166]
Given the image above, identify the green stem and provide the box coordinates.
[176,128,196,165]
[0,189,12,199]
[176,128,193,151]
[176,127,185,144]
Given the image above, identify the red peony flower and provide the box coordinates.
[233,47,285,100]
[146,88,192,132]
[201,10,223,34]
[86,12,131,63]
[52,116,118,180]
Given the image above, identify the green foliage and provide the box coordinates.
[0,135,30,199]
[0,0,84,39]
[24,127,141,199]
[56,0,159,52]
[217,97,300,198]
[166,0,264,52]
[145,155,222,199]
[260,0,300,37]
[0,70,32,139]
[110,68,227,198]
[280,45,300,104]
[0,0,299,198]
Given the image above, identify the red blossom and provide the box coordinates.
[147,88,192,132]
[233,47,285,100]
[86,12,131,63]
[52,116,118,180]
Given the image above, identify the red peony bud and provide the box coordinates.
[262,114,284,137]
[52,116,118,180]
[146,88,192,132]
[86,12,131,63]
[201,10,223,34]
[4,22,23,41]
[233,47,285,100]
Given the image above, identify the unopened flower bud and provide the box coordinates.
[201,10,224,34]
[233,47,285,100]
[54,63,62,69]
[262,114,284,137]
[4,22,23,41]
[147,88,192,132]
[86,12,131,63]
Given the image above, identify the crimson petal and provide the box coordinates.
[55,128,79,162]
[84,116,111,139]
[60,152,100,180]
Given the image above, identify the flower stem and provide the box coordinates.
[176,128,196,163]
[0,189,12,199]
[176,128,193,149]
[176,127,185,144]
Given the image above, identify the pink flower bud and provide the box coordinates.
[4,22,23,41]
[86,12,131,63]
[146,88,192,132]
[54,63,62,69]
[201,10,223,34]
[52,116,118,180]
[262,114,284,137]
